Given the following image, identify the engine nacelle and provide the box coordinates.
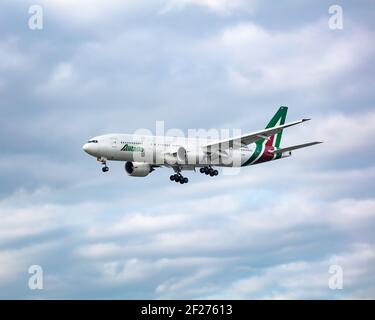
[176,146,187,163]
[125,161,152,177]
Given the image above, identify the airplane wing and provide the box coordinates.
[202,118,311,150]
[270,141,322,154]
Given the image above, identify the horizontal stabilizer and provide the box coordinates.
[271,141,322,154]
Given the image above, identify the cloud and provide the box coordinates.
[1,161,375,298]
[205,243,375,299]
[37,0,158,26]
[86,212,188,240]
[35,62,76,94]
[329,199,375,230]
[0,38,28,72]
[282,110,375,170]
[0,0,375,299]
[218,21,375,94]
[160,0,256,15]
[155,267,218,297]
[38,0,257,20]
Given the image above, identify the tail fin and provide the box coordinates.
[265,106,288,149]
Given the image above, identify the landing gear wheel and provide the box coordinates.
[199,168,205,173]
[210,171,215,177]
[213,170,218,176]
[171,168,189,184]
[102,166,109,172]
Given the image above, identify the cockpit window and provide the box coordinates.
[87,140,98,143]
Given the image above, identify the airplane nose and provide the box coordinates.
[82,143,90,153]
[83,142,99,156]
[82,143,93,154]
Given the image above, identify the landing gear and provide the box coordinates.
[200,166,218,177]
[98,157,109,173]
[169,172,189,184]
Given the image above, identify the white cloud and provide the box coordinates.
[86,212,188,240]
[38,0,157,26]
[160,0,256,14]
[217,21,375,94]
[155,267,218,297]
[1,0,375,299]
[38,0,249,27]
[1,160,374,298]
[0,189,105,245]
[329,199,375,229]
[77,243,123,259]
[100,258,151,284]
[205,244,375,299]
[0,250,28,284]
[0,242,62,286]
[35,61,105,96]
[51,63,74,83]
[0,38,28,72]
[286,111,375,159]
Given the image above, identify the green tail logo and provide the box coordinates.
[265,106,287,149]
[242,106,288,166]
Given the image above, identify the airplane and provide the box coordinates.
[82,106,322,184]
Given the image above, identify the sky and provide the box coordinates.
[0,0,374,299]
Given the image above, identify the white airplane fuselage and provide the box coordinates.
[82,133,260,168]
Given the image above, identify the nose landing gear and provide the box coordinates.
[200,166,218,177]
[98,157,109,173]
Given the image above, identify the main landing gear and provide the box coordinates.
[98,157,109,173]
[170,173,189,184]
[200,166,218,177]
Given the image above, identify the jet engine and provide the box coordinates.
[125,161,152,177]
[176,146,187,163]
